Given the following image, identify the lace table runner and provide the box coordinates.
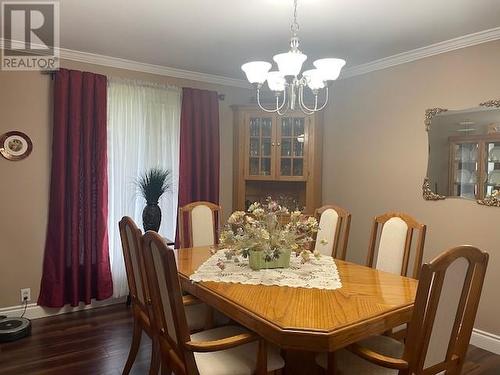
[189,250,342,290]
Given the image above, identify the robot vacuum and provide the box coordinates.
[0,316,32,342]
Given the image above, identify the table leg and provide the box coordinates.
[280,349,324,374]
[326,352,336,375]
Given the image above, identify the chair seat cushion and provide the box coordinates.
[191,325,285,375]
[316,335,404,375]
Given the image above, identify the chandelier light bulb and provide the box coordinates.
[241,61,272,84]
[313,58,346,81]
[267,71,286,92]
[302,69,326,91]
[273,51,307,78]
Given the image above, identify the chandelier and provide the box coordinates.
[241,0,346,115]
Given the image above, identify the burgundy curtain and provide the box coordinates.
[38,68,113,307]
[175,87,220,248]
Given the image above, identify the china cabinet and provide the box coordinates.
[232,106,323,213]
[449,134,500,199]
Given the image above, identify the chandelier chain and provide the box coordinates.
[291,0,299,36]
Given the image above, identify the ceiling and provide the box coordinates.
[59,0,500,80]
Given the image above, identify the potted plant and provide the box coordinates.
[137,167,171,232]
[219,199,319,270]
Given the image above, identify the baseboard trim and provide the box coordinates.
[0,297,127,320]
[471,328,500,355]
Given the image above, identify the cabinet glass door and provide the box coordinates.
[485,141,500,197]
[451,142,479,199]
[278,116,306,178]
[248,116,273,177]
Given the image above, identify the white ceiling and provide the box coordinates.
[59,0,500,80]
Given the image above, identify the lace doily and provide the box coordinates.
[189,250,342,290]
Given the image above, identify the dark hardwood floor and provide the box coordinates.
[0,304,498,375]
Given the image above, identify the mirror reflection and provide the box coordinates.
[427,106,500,201]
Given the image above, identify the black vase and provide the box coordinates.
[142,203,162,232]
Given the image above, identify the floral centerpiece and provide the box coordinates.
[219,199,320,270]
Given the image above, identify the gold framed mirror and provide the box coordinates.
[423,99,500,207]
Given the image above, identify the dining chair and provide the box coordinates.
[177,202,230,328]
[316,245,489,375]
[178,201,221,248]
[366,212,427,279]
[313,204,351,259]
[119,217,208,375]
[141,230,285,375]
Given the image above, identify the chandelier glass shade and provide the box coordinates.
[241,0,346,115]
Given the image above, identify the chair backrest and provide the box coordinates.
[178,201,221,248]
[142,231,197,374]
[313,205,351,259]
[366,212,426,278]
[404,246,489,375]
[119,217,149,307]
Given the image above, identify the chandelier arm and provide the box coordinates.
[257,88,280,113]
[315,87,330,111]
[299,86,330,113]
[279,87,293,115]
[299,86,315,115]
[278,94,290,115]
[273,89,287,116]
[297,85,316,115]
[277,86,287,112]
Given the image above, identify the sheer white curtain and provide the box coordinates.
[107,78,181,298]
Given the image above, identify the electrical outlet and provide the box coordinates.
[20,288,31,302]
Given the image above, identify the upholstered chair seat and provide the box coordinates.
[191,325,284,375]
[316,335,403,374]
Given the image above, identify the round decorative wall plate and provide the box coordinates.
[0,131,33,161]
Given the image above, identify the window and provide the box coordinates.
[107,78,181,297]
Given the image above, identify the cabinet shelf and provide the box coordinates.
[449,134,500,199]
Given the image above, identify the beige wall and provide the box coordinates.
[0,61,252,308]
[1,41,499,337]
[322,40,500,335]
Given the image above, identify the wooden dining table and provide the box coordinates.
[176,246,418,354]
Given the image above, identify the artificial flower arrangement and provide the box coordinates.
[218,198,320,270]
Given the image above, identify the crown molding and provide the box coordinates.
[340,27,500,79]
[0,38,251,89]
[2,26,500,87]
[59,47,251,89]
